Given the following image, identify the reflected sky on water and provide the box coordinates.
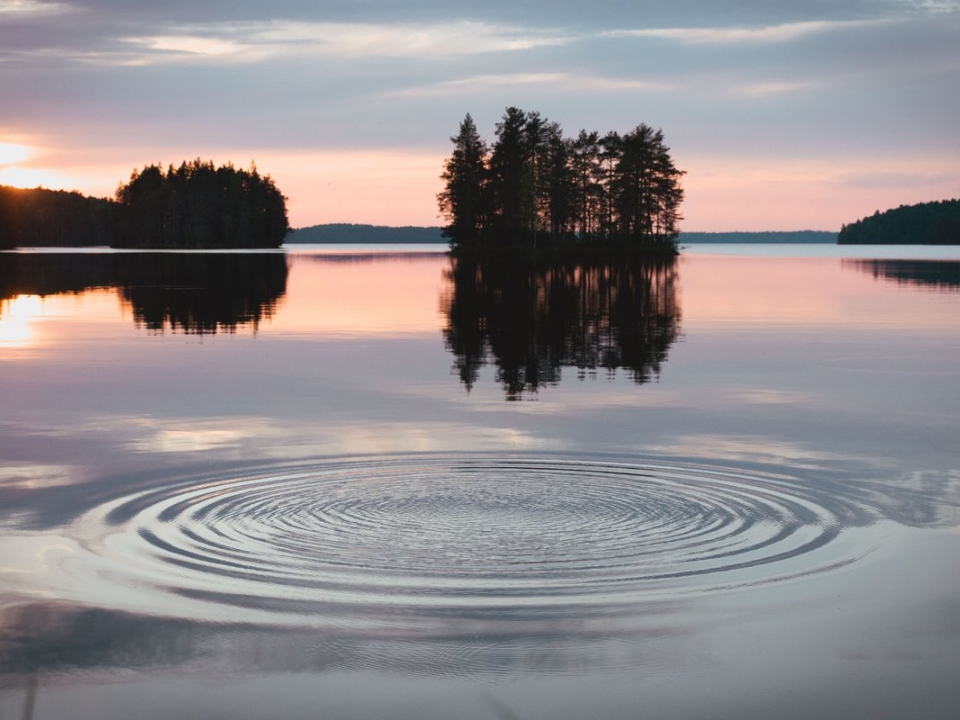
[1,246,959,720]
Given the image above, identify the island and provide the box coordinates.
[113,160,288,249]
[438,109,684,256]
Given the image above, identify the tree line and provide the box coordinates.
[0,185,114,248]
[438,108,685,254]
[1,160,289,249]
[838,199,960,245]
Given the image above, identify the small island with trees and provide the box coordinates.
[438,108,685,256]
[1,159,289,250]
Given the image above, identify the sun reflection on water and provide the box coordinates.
[0,295,43,349]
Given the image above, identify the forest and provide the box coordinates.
[0,185,114,248]
[838,199,960,245]
[0,160,289,249]
[114,160,288,248]
[438,109,685,255]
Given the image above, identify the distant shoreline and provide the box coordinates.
[285,225,838,245]
[680,231,836,244]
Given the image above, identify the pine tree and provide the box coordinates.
[438,109,683,253]
[438,114,488,249]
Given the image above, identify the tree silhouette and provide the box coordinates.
[0,185,114,248]
[114,160,289,249]
[439,110,684,254]
[838,200,960,245]
[438,114,488,250]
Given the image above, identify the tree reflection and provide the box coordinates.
[843,259,960,291]
[442,257,681,399]
[0,253,288,334]
[114,254,287,334]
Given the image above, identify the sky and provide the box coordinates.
[1,0,958,231]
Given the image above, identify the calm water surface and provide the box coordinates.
[1,245,959,719]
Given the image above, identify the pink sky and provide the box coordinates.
[1,141,956,232]
[1,4,958,232]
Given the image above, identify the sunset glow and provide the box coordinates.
[0,295,42,349]
[0,142,31,165]
[0,165,75,190]
[0,3,956,229]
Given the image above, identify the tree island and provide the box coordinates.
[438,108,685,257]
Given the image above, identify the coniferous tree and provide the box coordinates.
[114,159,288,248]
[439,108,684,253]
[438,114,488,249]
[487,107,535,246]
[569,130,603,239]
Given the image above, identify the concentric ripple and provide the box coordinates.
[75,455,876,626]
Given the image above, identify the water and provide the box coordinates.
[1,246,959,719]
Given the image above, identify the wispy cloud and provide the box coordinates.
[255,20,570,56]
[125,35,252,59]
[899,0,960,12]
[605,19,890,45]
[115,20,571,65]
[392,72,669,97]
[738,80,818,96]
[0,0,69,19]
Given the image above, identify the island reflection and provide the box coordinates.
[843,258,960,291]
[442,257,681,399]
[0,252,288,334]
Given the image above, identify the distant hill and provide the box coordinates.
[286,225,837,245]
[838,200,960,245]
[286,223,446,244]
[679,231,836,244]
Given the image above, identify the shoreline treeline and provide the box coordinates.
[1,160,289,249]
[838,199,960,245]
[0,185,114,248]
[438,109,685,254]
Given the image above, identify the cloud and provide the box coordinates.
[900,0,960,11]
[124,34,252,59]
[392,72,669,97]
[113,20,571,65]
[605,19,892,45]
[0,0,69,19]
[738,80,818,96]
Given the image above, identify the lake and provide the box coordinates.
[2,244,959,719]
